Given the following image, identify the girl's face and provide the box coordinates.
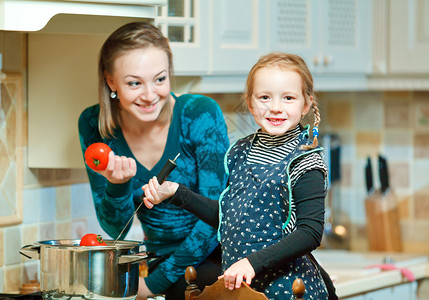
[106,47,171,123]
[247,66,312,136]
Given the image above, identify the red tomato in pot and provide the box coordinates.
[84,143,112,171]
[79,233,107,246]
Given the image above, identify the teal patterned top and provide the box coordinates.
[78,93,229,293]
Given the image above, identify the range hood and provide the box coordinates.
[0,0,166,31]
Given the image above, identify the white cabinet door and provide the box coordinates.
[318,0,372,74]
[389,0,429,74]
[156,0,211,75]
[270,0,317,70]
[210,0,269,74]
[270,0,372,75]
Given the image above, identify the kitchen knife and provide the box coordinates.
[378,154,390,195]
[365,157,374,195]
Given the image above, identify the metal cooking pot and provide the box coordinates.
[20,239,158,299]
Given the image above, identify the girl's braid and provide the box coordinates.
[301,99,320,150]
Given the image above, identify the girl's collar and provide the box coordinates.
[255,125,301,145]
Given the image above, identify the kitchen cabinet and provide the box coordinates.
[270,0,372,75]
[156,0,268,76]
[388,0,429,74]
[0,0,166,31]
[163,0,373,92]
[369,0,429,90]
[210,0,268,75]
[24,3,162,168]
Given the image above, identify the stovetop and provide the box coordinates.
[0,292,42,299]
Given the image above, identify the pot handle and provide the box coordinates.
[20,244,40,260]
[118,251,159,264]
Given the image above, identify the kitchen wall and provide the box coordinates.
[212,90,429,255]
[1,31,429,293]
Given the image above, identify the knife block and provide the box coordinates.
[365,190,402,252]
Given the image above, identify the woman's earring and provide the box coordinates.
[110,91,117,99]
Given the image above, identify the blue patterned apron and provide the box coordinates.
[218,128,329,300]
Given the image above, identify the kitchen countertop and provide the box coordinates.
[313,250,429,298]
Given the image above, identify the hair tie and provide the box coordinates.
[312,126,319,138]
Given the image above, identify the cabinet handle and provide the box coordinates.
[323,55,333,66]
[313,55,321,66]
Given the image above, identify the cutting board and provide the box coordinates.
[365,190,402,252]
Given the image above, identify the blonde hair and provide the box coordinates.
[98,22,174,138]
[243,52,320,150]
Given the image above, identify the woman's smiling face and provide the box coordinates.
[248,66,312,136]
[106,47,171,123]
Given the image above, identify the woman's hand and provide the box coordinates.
[142,177,179,209]
[220,258,255,290]
[98,151,137,184]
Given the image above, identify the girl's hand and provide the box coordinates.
[219,258,255,290]
[142,177,179,209]
[98,151,137,184]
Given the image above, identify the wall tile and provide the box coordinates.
[340,162,352,188]
[4,226,21,265]
[384,101,410,129]
[38,187,56,222]
[55,221,71,240]
[71,183,93,219]
[0,267,3,291]
[414,133,429,158]
[384,91,412,101]
[326,101,353,128]
[389,162,410,189]
[0,229,3,266]
[414,101,429,130]
[356,131,382,158]
[22,261,39,283]
[22,224,39,247]
[86,217,109,239]
[56,185,71,220]
[39,222,55,241]
[414,160,429,191]
[4,265,20,293]
[71,219,87,240]
[355,96,383,130]
[22,189,39,224]
[414,190,429,219]
[384,130,413,161]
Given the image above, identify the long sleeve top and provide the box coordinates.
[78,93,229,293]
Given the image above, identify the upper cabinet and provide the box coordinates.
[160,0,373,92]
[156,0,268,76]
[388,0,429,74]
[210,0,268,75]
[270,0,372,75]
[0,0,166,31]
[156,0,210,75]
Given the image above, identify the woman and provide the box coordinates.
[78,22,229,299]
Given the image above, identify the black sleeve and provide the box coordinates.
[246,170,326,274]
[170,184,220,228]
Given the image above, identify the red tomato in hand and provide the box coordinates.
[79,233,107,246]
[84,143,112,171]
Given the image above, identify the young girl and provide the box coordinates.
[142,52,337,300]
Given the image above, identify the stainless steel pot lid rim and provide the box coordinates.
[34,239,144,249]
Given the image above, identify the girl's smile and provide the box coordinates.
[266,118,286,126]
